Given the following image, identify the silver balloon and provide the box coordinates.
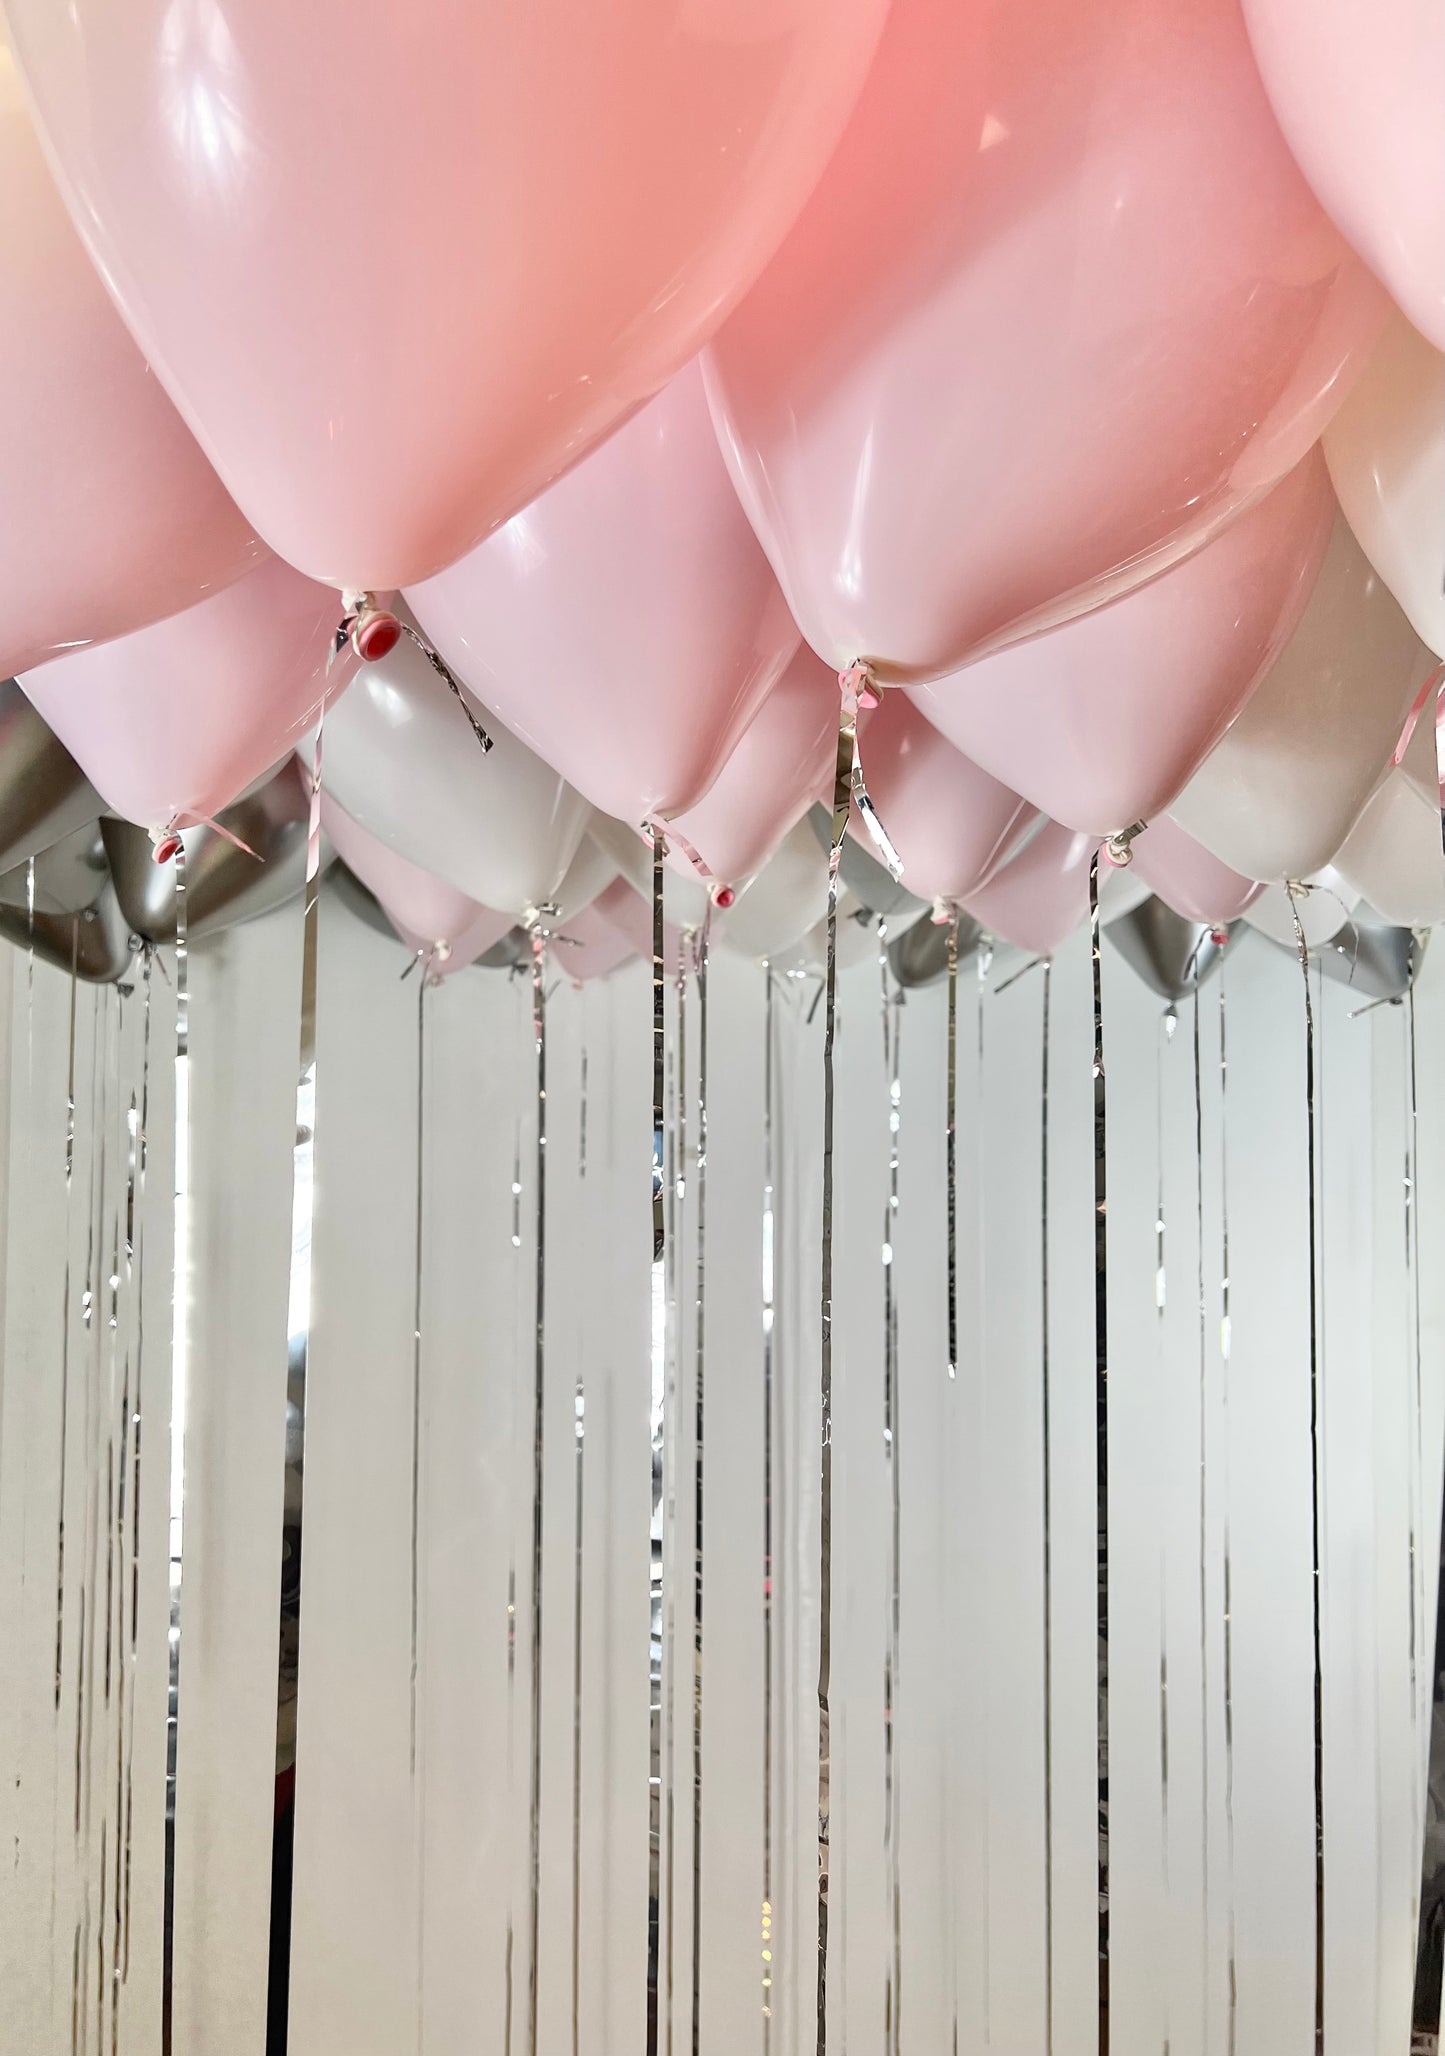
[0,678,105,876]
[0,871,135,983]
[0,815,110,917]
[1307,910,1425,1003]
[806,802,931,927]
[103,760,328,944]
[889,911,985,989]
[327,859,399,945]
[1106,897,1229,1001]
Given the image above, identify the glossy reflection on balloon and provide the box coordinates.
[705,0,1385,683]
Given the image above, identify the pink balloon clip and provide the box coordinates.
[838,661,883,711]
[350,607,403,664]
[151,830,183,865]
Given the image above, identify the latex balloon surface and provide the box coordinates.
[0,676,102,876]
[910,450,1334,834]
[1129,818,1262,929]
[853,695,1038,904]
[705,0,1384,683]
[321,795,512,972]
[1241,0,1444,347]
[1170,512,1439,881]
[1325,315,1445,659]
[409,363,799,825]
[4,0,887,589]
[19,556,352,830]
[962,824,1096,956]
[0,43,259,680]
[318,606,590,924]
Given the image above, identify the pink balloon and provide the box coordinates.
[909,449,1334,836]
[1129,818,1262,929]
[666,646,839,888]
[851,694,1039,904]
[704,0,1386,685]
[1241,0,1443,349]
[20,558,355,831]
[0,43,260,680]
[409,363,800,825]
[553,900,645,985]
[962,824,1097,956]
[323,794,512,972]
[5,0,887,593]
[591,878,687,972]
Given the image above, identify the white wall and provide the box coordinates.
[0,888,1440,2054]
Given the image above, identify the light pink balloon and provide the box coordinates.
[851,694,1039,904]
[20,558,354,831]
[0,43,260,680]
[591,878,687,972]
[666,646,839,888]
[909,449,1334,835]
[553,900,646,984]
[408,362,800,825]
[4,0,887,592]
[1129,818,1262,929]
[323,794,513,974]
[704,0,1385,685]
[962,824,1097,956]
[1241,0,1443,349]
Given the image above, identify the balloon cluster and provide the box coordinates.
[0,0,1439,987]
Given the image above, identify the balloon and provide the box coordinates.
[0,43,259,681]
[321,795,512,972]
[1129,818,1262,930]
[1169,511,1439,880]
[0,676,103,876]
[909,449,1334,834]
[318,604,590,923]
[1244,873,1360,949]
[1332,721,1445,929]
[19,557,351,833]
[409,362,799,824]
[102,760,325,944]
[590,878,687,973]
[0,816,134,981]
[704,0,1385,686]
[1252,902,1424,1001]
[889,913,986,990]
[1240,0,1443,348]
[806,802,932,931]
[850,694,1039,903]
[552,901,646,985]
[1325,314,1445,659]
[1106,900,1229,1002]
[666,647,839,888]
[5,0,887,592]
[587,815,714,934]
[962,824,1096,957]
[720,815,832,961]
[0,814,106,919]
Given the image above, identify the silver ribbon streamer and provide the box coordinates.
[946,918,959,1382]
[335,599,493,756]
[571,1030,589,2056]
[1285,886,1326,2052]
[879,927,903,2056]
[161,845,189,2056]
[1040,958,1055,2056]
[526,928,548,2056]
[761,965,777,2048]
[647,826,668,2056]
[1192,992,1212,2048]
[1089,853,1112,2046]
[1219,968,1238,2055]
[265,720,327,2052]
[689,919,710,2056]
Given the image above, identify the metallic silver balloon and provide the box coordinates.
[0,815,110,917]
[0,677,105,875]
[889,911,985,988]
[1106,897,1229,1001]
[327,859,399,944]
[0,875,136,982]
[1307,911,1426,1003]
[806,802,931,927]
[103,759,327,944]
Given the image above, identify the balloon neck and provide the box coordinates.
[1210,929,1230,949]
[150,827,183,866]
[343,592,403,663]
[839,661,883,711]
[1103,821,1148,868]
[930,895,959,927]
[711,883,737,911]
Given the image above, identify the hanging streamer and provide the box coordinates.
[1192,990,1212,2050]
[121,953,152,1994]
[1089,853,1112,2046]
[525,926,548,2056]
[161,846,189,2056]
[570,1026,589,2056]
[946,918,958,1383]
[1040,958,1054,2056]
[647,825,668,2056]
[1155,1007,1175,2056]
[1285,887,1326,2053]
[761,965,776,2049]
[265,719,327,2054]
[409,972,429,2055]
[815,681,863,2055]
[879,923,903,2056]
[1218,965,1238,2056]
[689,918,710,2056]
[665,945,688,2049]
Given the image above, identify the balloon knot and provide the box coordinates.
[710,883,737,911]
[839,661,883,711]
[349,604,403,663]
[151,830,183,866]
[930,896,958,927]
[1103,820,1148,868]
[1211,928,1230,948]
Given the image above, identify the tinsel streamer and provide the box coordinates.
[504,1101,523,2052]
[121,954,152,1992]
[54,927,80,1722]
[646,826,668,2056]
[1089,853,1112,2048]
[525,930,548,2056]
[1156,1008,1175,2056]
[163,842,191,2054]
[264,720,327,2053]
[946,919,958,1382]
[1040,959,1054,2056]
[410,972,428,2056]
[1218,969,1237,2055]
[689,918,710,2056]
[1192,990,1212,2050]
[815,684,864,2054]
[570,1025,589,2056]
[1285,886,1325,2053]
[879,924,903,2056]
[977,939,993,2045]
[665,947,687,2053]
[761,965,777,2048]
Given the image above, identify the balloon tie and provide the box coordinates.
[1103,820,1148,868]
[336,591,493,755]
[836,664,904,881]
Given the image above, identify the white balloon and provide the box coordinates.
[1325,313,1445,660]
[1170,511,1437,880]
[587,811,714,932]
[721,815,830,961]
[1332,714,1445,927]
[1243,871,1360,948]
[319,606,591,922]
